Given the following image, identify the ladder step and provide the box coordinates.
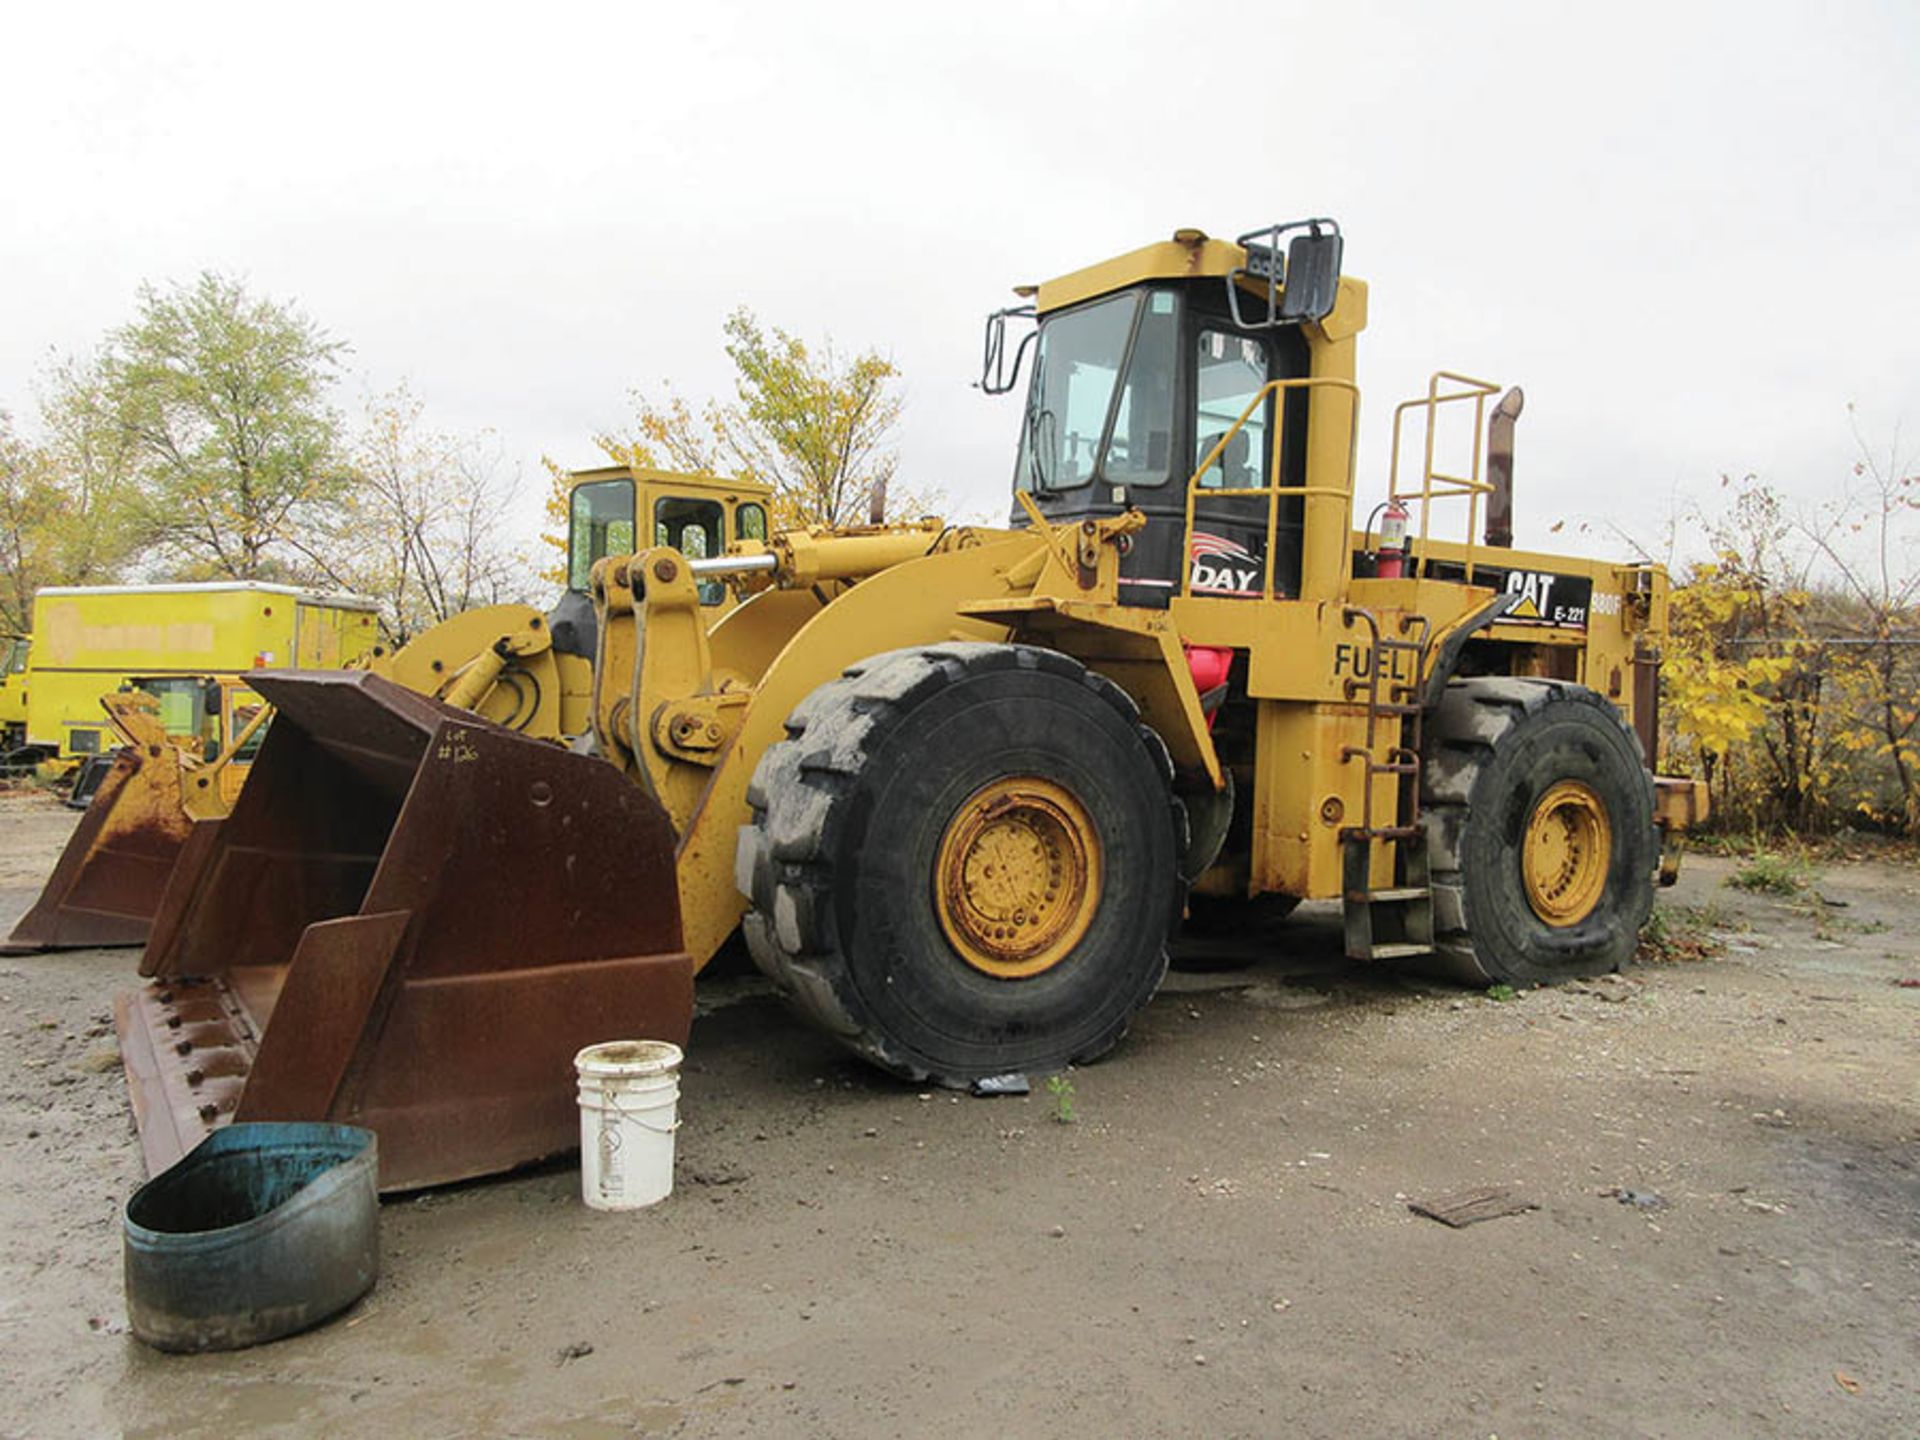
[1338,828,1423,844]
[1347,886,1431,904]
[1364,942,1434,960]
[1358,760,1419,776]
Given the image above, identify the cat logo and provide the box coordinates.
[1505,571,1552,621]
[1496,567,1592,628]
[1189,532,1263,596]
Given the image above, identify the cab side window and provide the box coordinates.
[655,498,724,557]
[1194,330,1271,490]
[657,498,728,605]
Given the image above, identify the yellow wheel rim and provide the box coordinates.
[934,776,1101,979]
[1521,780,1612,926]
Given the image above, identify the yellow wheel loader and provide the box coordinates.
[4,681,264,951]
[7,468,773,954]
[120,222,1705,1189]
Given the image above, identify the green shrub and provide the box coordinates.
[1728,851,1812,895]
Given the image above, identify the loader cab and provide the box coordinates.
[996,222,1348,608]
[558,468,777,656]
[565,471,774,607]
[128,675,223,757]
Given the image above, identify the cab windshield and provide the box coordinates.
[1015,290,1178,493]
[132,677,222,757]
[568,479,637,591]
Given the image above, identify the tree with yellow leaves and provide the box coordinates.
[1662,552,1798,800]
[1664,449,1919,836]
[539,308,938,582]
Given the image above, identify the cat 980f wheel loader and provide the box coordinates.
[118,221,1705,1189]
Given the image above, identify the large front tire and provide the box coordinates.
[1422,677,1656,986]
[737,643,1184,1084]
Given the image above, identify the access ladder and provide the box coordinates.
[1338,606,1436,962]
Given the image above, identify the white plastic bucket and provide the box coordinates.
[574,1040,683,1211]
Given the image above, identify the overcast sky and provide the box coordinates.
[5,1,1917,568]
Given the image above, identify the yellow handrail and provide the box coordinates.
[1387,370,1500,581]
[1180,376,1361,600]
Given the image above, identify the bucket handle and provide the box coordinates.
[599,1090,681,1136]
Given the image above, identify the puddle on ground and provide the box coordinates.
[535,1397,685,1438]
[1238,981,1334,1010]
[123,1379,330,1438]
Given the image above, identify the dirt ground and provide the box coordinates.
[0,788,1914,1439]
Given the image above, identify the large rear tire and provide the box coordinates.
[1422,677,1655,986]
[737,643,1184,1084]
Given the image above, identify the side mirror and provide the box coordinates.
[1277,228,1343,323]
[1227,219,1344,328]
[978,305,1037,395]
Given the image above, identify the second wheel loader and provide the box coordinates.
[8,467,773,954]
[117,221,1704,1189]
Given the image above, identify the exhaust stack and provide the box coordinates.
[1484,386,1524,548]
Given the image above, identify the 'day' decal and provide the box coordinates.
[1190,532,1264,596]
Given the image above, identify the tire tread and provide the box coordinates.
[740,643,1179,1081]
[1420,676,1654,985]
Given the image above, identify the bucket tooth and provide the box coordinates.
[121,671,693,1192]
[117,979,258,1178]
[4,741,193,952]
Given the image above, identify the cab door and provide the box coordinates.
[217,683,268,808]
[1187,324,1309,600]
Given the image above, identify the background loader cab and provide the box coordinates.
[995,221,1345,607]
[364,467,775,741]
[564,466,773,620]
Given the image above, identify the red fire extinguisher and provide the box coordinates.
[1375,499,1410,580]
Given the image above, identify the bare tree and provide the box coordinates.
[289,385,532,645]
[1793,412,1920,827]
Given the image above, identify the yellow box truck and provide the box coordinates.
[23,583,379,761]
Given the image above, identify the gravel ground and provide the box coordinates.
[0,788,1914,1438]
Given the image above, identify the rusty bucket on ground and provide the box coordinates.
[117,671,693,1193]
